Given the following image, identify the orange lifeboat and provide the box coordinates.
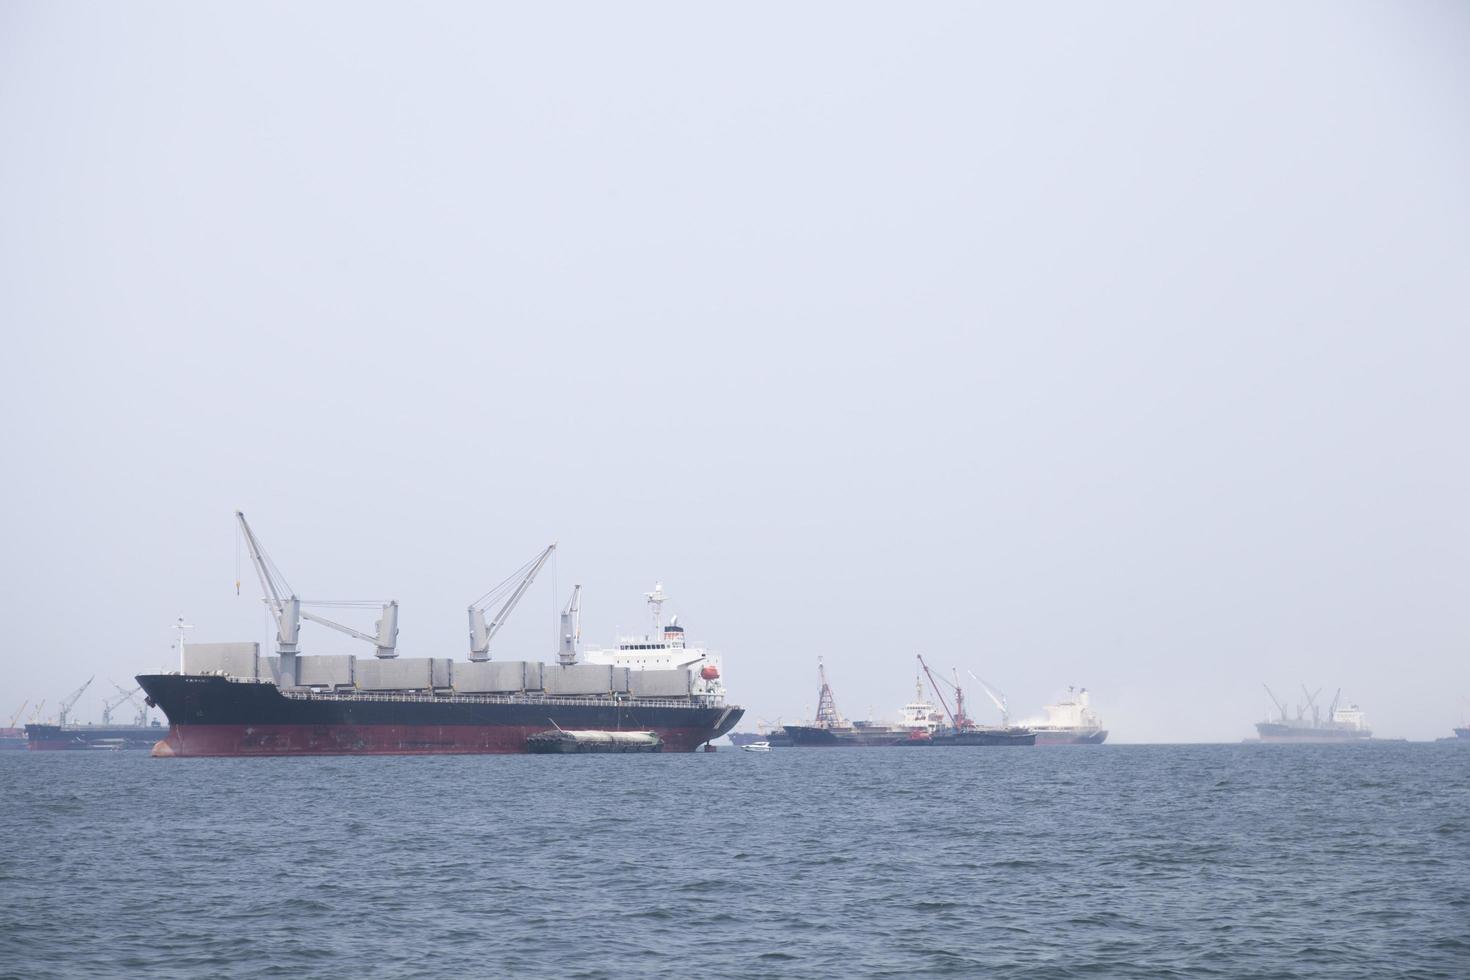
[700,665,720,681]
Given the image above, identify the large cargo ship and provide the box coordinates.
[1021,687,1108,745]
[137,515,741,757]
[1254,685,1372,743]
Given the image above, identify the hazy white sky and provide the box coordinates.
[2,1,1468,741]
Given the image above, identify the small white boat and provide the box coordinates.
[741,741,772,753]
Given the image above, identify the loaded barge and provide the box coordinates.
[138,514,741,757]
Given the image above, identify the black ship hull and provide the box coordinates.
[929,728,1036,746]
[783,724,930,747]
[136,674,742,756]
[24,723,165,750]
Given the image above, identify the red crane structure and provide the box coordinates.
[814,657,845,728]
[917,654,973,731]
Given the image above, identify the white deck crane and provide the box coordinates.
[1301,685,1324,725]
[558,584,582,666]
[299,603,400,659]
[468,544,555,661]
[29,700,45,724]
[237,511,301,661]
[1262,684,1289,722]
[236,511,401,683]
[968,670,1010,726]
[7,701,27,729]
[57,676,94,727]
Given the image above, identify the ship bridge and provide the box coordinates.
[580,584,725,699]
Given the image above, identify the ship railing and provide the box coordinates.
[278,688,724,710]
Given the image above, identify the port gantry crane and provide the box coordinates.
[467,543,556,661]
[236,511,401,676]
[57,677,94,727]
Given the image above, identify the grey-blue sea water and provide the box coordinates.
[2,743,1467,979]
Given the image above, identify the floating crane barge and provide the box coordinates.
[137,513,741,757]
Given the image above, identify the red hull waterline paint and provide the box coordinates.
[151,723,722,758]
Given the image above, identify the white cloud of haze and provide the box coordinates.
[1,1,1467,742]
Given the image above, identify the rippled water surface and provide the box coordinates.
[3,743,1467,978]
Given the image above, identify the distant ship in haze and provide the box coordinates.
[1254,685,1372,743]
[1439,698,1470,743]
[1021,687,1108,745]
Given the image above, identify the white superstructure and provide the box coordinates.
[1022,687,1105,737]
[580,583,726,699]
[896,675,945,733]
[1329,701,1368,732]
